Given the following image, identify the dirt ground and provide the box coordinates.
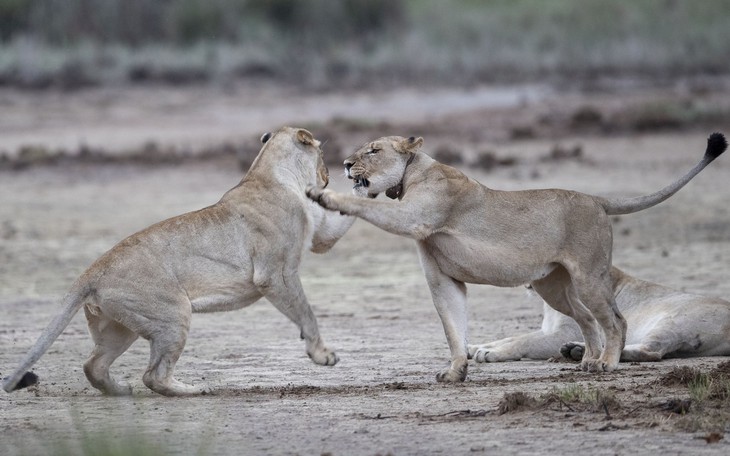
[1,84,730,455]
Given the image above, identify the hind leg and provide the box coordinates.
[141,326,208,397]
[121,299,209,396]
[561,341,663,362]
[83,309,138,396]
[569,270,627,372]
[531,267,604,367]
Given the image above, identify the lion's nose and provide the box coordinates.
[344,161,353,171]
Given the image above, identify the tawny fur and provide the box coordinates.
[3,127,356,396]
[307,134,725,381]
[468,266,730,363]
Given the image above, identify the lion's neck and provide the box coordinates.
[246,155,315,190]
[386,152,417,200]
[224,158,314,206]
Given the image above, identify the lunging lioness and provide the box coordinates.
[3,127,356,396]
[307,133,727,381]
[468,266,730,363]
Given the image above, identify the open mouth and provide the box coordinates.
[353,177,370,189]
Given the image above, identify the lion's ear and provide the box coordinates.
[297,129,315,146]
[400,136,424,153]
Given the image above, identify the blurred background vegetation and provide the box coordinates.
[1,0,730,90]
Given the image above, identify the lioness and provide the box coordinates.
[307,133,726,381]
[469,266,730,363]
[3,127,356,396]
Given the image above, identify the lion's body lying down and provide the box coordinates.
[469,266,730,363]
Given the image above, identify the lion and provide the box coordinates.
[3,127,357,396]
[468,266,730,363]
[307,133,726,381]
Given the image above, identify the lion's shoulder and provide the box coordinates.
[415,161,478,193]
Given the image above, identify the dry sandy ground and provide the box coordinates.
[1,86,730,455]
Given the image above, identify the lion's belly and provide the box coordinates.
[181,261,261,313]
[423,235,557,287]
[190,286,261,312]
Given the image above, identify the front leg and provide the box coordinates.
[255,271,338,366]
[309,203,356,253]
[469,303,585,362]
[306,187,444,240]
[418,244,469,382]
[469,331,573,362]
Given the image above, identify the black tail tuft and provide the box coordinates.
[705,132,727,161]
[12,371,39,391]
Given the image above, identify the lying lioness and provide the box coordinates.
[307,133,726,381]
[469,266,730,363]
[3,127,356,396]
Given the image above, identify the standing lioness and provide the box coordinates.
[307,133,726,381]
[3,127,355,396]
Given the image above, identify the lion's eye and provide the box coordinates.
[366,148,380,155]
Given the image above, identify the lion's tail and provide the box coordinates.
[598,132,726,215]
[2,279,90,393]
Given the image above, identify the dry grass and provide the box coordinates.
[3,0,730,89]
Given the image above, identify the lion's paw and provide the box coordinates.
[107,381,134,396]
[152,379,212,397]
[467,344,481,359]
[306,187,338,211]
[579,358,615,373]
[472,347,491,363]
[308,347,339,366]
[305,185,322,202]
[469,344,519,363]
[435,365,467,383]
[560,342,585,361]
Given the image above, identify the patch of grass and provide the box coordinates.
[657,365,703,387]
[688,372,730,403]
[498,385,620,415]
[546,384,620,413]
[658,362,730,433]
[688,372,714,403]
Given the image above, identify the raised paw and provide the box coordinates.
[306,186,338,211]
[560,342,584,361]
[305,186,324,203]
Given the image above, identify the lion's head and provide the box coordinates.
[344,135,423,198]
[257,127,329,188]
